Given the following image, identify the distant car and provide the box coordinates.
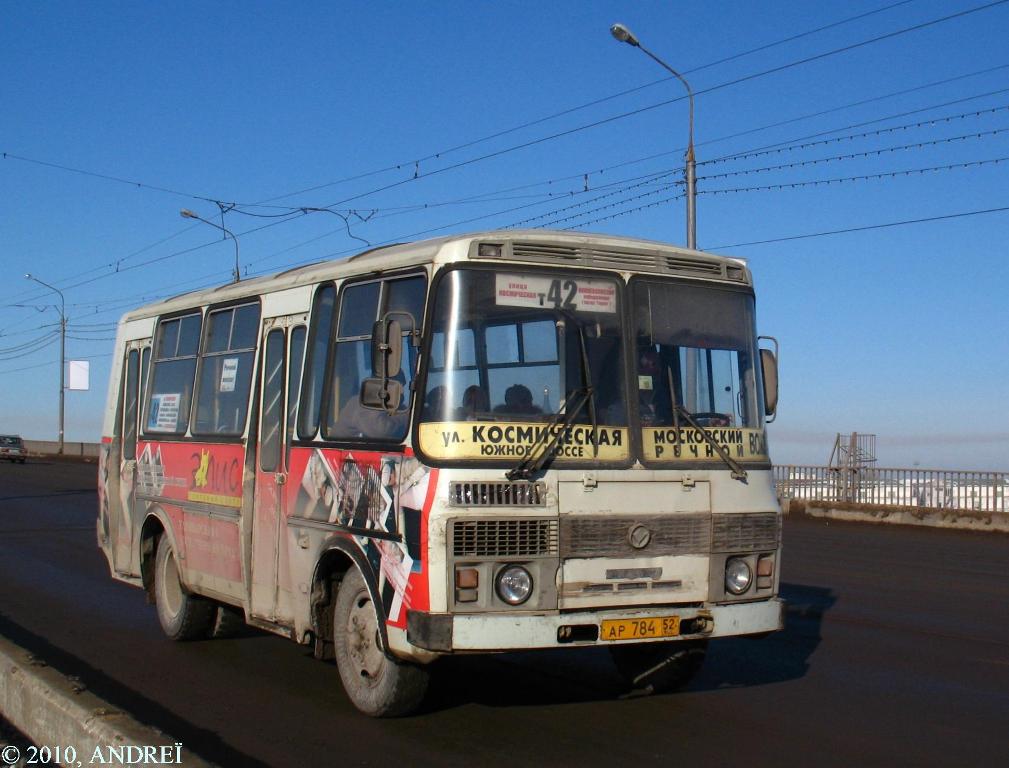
[0,435,27,463]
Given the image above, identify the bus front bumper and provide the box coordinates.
[406,598,784,653]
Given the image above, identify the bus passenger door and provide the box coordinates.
[115,343,148,574]
[251,319,306,622]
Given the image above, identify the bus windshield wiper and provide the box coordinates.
[666,367,747,482]
[506,325,597,480]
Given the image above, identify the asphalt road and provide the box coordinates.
[1,459,1007,767]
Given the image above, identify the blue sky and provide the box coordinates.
[2,1,1007,470]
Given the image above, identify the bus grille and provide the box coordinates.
[448,481,546,507]
[711,513,780,552]
[452,519,558,558]
[560,513,711,558]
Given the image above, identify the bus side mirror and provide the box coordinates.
[760,348,779,419]
[371,319,403,378]
[360,378,403,413]
[362,319,404,413]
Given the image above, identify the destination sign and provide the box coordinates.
[495,274,617,314]
[419,421,629,461]
[642,427,769,463]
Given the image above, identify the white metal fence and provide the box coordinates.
[774,465,1008,513]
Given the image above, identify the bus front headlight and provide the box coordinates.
[725,558,752,595]
[496,565,533,605]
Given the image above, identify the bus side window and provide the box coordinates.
[299,285,336,440]
[287,326,307,460]
[260,329,285,472]
[325,282,381,440]
[145,312,202,435]
[140,346,151,414]
[324,274,425,442]
[193,302,261,437]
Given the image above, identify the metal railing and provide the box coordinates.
[775,465,1008,513]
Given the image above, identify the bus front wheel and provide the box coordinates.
[610,639,707,693]
[332,569,428,717]
[154,536,214,641]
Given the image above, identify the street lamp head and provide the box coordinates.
[24,273,32,280]
[180,208,199,220]
[610,23,639,47]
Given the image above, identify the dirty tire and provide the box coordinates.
[154,535,214,641]
[333,569,429,717]
[610,640,707,693]
[208,604,246,639]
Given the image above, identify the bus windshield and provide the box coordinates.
[632,278,767,465]
[417,268,769,468]
[418,268,629,464]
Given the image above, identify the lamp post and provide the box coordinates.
[610,23,697,250]
[24,273,66,455]
[180,208,241,282]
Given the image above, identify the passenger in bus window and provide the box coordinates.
[422,385,447,420]
[456,385,489,420]
[335,391,408,440]
[494,384,541,416]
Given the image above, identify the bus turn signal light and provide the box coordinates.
[456,567,479,603]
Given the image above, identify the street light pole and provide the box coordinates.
[610,23,697,249]
[25,273,66,455]
[180,208,241,282]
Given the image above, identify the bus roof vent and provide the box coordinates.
[485,241,748,283]
[658,254,724,278]
[725,264,747,282]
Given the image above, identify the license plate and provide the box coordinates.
[600,616,680,642]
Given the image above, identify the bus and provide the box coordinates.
[98,229,783,716]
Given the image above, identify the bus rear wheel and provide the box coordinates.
[332,569,428,717]
[154,536,214,641]
[610,639,707,693]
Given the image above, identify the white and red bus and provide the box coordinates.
[98,230,783,716]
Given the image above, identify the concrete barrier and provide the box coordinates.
[22,441,100,460]
[782,497,1009,533]
[0,634,212,767]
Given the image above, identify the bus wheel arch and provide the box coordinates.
[310,542,387,660]
[139,510,171,603]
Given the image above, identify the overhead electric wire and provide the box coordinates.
[707,204,1009,249]
[311,0,1009,210]
[703,103,1009,167]
[6,3,1005,311]
[0,335,57,361]
[0,152,224,204]
[367,79,1009,218]
[6,3,1003,310]
[489,104,1009,233]
[561,191,703,231]
[254,0,923,205]
[535,185,685,230]
[544,153,1009,230]
[697,127,1009,181]
[0,352,111,377]
[278,82,1009,259]
[0,330,60,355]
[699,155,1009,196]
[240,89,1009,270]
[708,86,1009,165]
